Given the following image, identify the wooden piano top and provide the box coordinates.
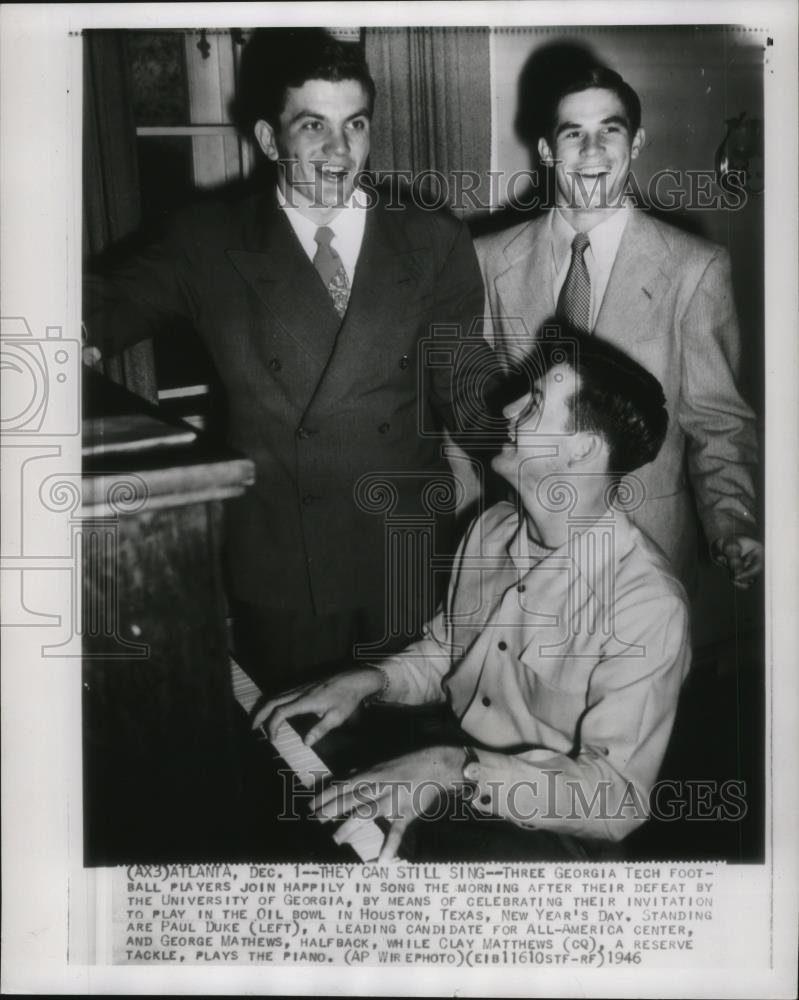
[81,369,254,516]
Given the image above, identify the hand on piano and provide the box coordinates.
[312,746,464,861]
[252,666,385,746]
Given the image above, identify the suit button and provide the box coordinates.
[399,355,410,370]
[378,422,391,434]
[302,494,315,505]
[516,583,526,593]
[498,641,507,651]
[297,427,310,439]
[481,695,491,707]
[268,357,282,371]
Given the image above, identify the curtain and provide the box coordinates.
[364,27,491,218]
[365,27,491,519]
[83,30,157,402]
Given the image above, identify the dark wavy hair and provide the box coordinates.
[508,322,668,480]
[544,65,642,141]
[234,28,376,135]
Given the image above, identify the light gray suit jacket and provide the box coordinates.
[475,209,758,583]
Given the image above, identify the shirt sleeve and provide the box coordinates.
[467,592,691,842]
[375,610,453,706]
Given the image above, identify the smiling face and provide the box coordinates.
[538,87,645,220]
[255,78,371,222]
[491,364,580,493]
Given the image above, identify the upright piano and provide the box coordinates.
[81,370,254,864]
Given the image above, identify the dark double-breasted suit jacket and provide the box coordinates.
[85,190,485,616]
[475,209,759,583]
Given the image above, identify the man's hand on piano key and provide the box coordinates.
[311,747,464,862]
[252,667,385,745]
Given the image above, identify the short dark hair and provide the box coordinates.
[235,28,376,134]
[545,65,642,141]
[509,323,667,479]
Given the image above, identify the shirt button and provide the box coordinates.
[268,357,282,371]
[516,583,526,593]
[479,794,491,806]
[481,695,491,707]
[378,422,391,434]
[498,640,507,651]
[399,355,410,369]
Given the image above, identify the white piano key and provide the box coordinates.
[230,657,386,861]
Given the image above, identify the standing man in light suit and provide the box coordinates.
[475,65,762,590]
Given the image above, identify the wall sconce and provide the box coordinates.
[715,112,764,195]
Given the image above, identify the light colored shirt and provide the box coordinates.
[378,500,691,841]
[551,204,631,330]
[277,185,367,284]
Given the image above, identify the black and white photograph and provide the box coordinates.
[1,2,797,995]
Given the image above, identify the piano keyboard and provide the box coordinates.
[230,659,386,862]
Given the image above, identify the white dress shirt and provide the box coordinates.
[551,204,631,330]
[277,185,367,284]
[377,500,691,842]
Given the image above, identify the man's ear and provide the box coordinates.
[538,136,555,166]
[631,127,646,160]
[567,431,605,467]
[254,119,279,161]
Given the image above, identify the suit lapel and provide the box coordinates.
[226,196,342,368]
[301,201,431,418]
[595,209,672,348]
[492,210,674,356]
[494,216,555,353]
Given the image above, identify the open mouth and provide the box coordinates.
[571,166,609,180]
[319,165,351,181]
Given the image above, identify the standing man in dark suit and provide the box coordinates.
[84,29,484,693]
[476,65,762,591]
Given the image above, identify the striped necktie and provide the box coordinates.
[557,231,592,333]
[313,226,350,319]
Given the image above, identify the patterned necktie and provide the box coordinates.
[313,226,350,319]
[557,231,592,333]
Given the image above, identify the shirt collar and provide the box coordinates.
[506,511,565,574]
[277,185,366,233]
[506,504,637,601]
[276,185,367,279]
[550,202,631,271]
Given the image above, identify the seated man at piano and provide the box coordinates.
[252,329,691,862]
